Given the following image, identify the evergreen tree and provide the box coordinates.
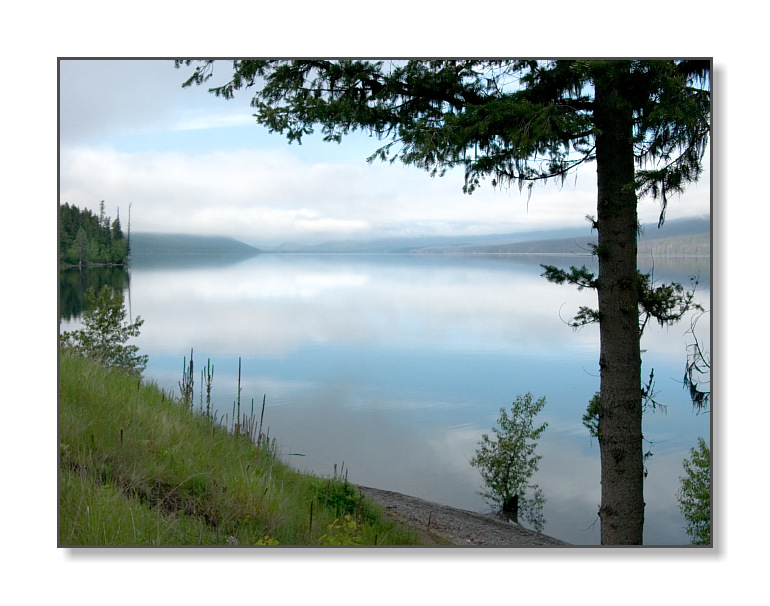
[99,200,107,231]
[111,211,123,242]
[177,59,710,544]
[73,226,88,267]
[110,212,128,264]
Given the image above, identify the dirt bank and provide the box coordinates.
[357,486,570,546]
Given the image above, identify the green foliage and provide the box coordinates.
[540,264,598,291]
[582,369,664,466]
[60,285,148,375]
[469,393,547,532]
[637,271,703,334]
[677,437,711,545]
[318,514,364,545]
[312,478,360,518]
[541,263,702,335]
[582,392,601,439]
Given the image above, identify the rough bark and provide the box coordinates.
[593,63,645,545]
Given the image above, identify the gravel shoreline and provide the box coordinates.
[357,486,570,546]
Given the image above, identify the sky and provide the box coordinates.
[59,59,711,247]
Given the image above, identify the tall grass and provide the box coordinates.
[59,352,423,546]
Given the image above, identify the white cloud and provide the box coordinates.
[60,146,384,242]
[294,213,370,235]
[169,111,258,132]
[60,140,709,246]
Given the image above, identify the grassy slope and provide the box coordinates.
[59,353,423,546]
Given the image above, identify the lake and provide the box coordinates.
[59,251,711,545]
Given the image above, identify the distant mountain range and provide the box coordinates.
[267,216,710,255]
[130,233,260,255]
[129,216,709,257]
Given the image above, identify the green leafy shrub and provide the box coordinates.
[677,437,711,545]
[319,514,364,545]
[60,285,148,375]
[470,393,547,532]
[255,535,280,545]
[312,478,360,518]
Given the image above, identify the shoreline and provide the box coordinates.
[357,485,570,546]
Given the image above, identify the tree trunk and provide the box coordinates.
[593,63,644,545]
[503,494,519,523]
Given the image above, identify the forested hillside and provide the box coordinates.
[129,232,259,255]
[59,202,129,266]
[409,217,710,256]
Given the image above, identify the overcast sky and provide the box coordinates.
[3,0,763,595]
[59,60,710,247]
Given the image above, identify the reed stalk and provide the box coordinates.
[178,348,194,411]
[236,357,242,432]
[258,394,266,445]
[204,358,214,419]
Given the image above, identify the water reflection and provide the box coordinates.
[128,254,607,357]
[59,253,710,545]
[59,266,131,320]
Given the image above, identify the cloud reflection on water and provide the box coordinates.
[102,253,709,545]
[132,254,606,358]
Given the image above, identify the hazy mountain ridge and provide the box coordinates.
[269,225,611,253]
[129,217,708,257]
[130,233,260,255]
[267,217,710,255]
[420,230,709,256]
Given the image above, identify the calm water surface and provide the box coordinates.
[60,252,710,545]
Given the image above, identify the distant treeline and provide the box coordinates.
[60,201,129,266]
[636,233,709,257]
[411,232,710,256]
